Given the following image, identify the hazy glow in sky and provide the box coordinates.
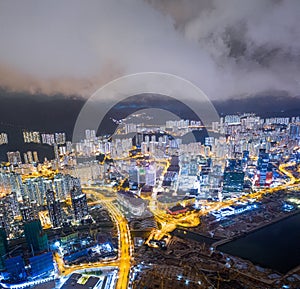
[0,0,299,100]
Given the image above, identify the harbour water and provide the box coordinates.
[218,212,300,274]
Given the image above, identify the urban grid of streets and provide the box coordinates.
[51,160,298,289]
[1,114,300,288]
[53,187,133,289]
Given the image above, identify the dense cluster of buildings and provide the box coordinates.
[0,112,299,288]
[0,218,54,283]
[22,131,66,145]
[173,114,300,199]
[1,113,300,209]
[0,164,89,239]
[0,171,90,285]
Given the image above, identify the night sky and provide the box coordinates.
[0,0,299,100]
[0,0,299,160]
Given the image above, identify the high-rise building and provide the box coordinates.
[9,173,23,199]
[23,152,28,164]
[55,132,66,145]
[24,219,48,254]
[135,133,143,147]
[289,124,300,140]
[205,137,214,147]
[20,206,36,223]
[145,165,156,186]
[255,149,272,187]
[85,129,96,140]
[54,144,59,160]
[70,187,88,221]
[23,178,47,206]
[43,179,53,193]
[59,146,67,155]
[7,151,21,165]
[66,141,73,153]
[224,115,241,124]
[129,166,139,184]
[0,132,8,145]
[223,159,244,194]
[33,151,39,163]
[27,151,33,164]
[125,124,137,134]
[188,158,199,176]
[137,167,146,185]
[41,133,55,145]
[53,176,68,200]
[23,131,41,144]
[46,190,63,228]
[0,228,8,269]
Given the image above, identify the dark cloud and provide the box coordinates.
[0,0,299,100]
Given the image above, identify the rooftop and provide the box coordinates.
[61,273,101,289]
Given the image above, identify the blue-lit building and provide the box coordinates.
[226,159,242,171]
[242,150,249,163]
[5,256,26,281]
[63,249,88,264]
[223,159,244,194]
[29,252,54,276]
[289,124,300,140]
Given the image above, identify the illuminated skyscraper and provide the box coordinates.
[23,153,28,164]
[33,151,39,163]
[46,190,63,228]
[289,123,300,140]
[129,165,139,184]
[20,205,36,223]
[223,159,244,194]
[55,132,66,144]
[53,175,68,200]
[7,151,21,165]
[27,151,33,163]
[145,164,156,186]
[54,144,59,160]
[0,132,8,145]
[9,173,23,198]
[70,187,88,221]
[256,149,272,186]
[85,129,96,140]
[24,219,48,254]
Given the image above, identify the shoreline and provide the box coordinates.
[213,209,300,248]
[215,210,300,275]
[171,227,219,245]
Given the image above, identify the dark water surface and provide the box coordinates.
[218,213,300,274]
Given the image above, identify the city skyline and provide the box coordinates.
[0,1,300,289]
[0,110,299,288]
